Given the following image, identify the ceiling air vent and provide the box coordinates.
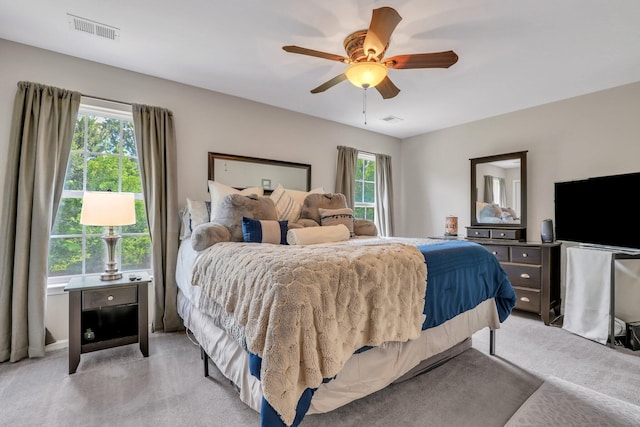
[380,115,404,124]
[67,14,120,41]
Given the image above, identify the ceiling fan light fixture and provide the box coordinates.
[345,61,387,89]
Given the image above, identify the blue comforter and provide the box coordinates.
[253,240,516,427]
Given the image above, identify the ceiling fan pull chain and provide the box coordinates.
[363,88,367,125]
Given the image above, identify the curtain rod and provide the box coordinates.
[336,145,376,156]
[81,94,132,106]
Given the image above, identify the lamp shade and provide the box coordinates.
[345,61,388,89]
[80,191,136,226]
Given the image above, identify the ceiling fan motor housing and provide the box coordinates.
[343,30,387,63]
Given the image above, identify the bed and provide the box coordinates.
[176,230,516,426]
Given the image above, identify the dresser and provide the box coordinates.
[467,227,561,325]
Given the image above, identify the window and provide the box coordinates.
[48,101,151,285]
[354,153,376,222]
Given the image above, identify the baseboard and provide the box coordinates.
[45,339,68,352]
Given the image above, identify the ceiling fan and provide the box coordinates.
[283,6,458,99]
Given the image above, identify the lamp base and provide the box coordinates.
[100,271,123,281]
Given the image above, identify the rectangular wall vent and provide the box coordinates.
[380,115,404,123]
[67,14,120,41]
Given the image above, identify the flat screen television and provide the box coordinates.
[554,171,640,250]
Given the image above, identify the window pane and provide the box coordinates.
[366,207,375,222]
[63,152,84,191]
[364,182,375,203]
[86,155,120,191]
[121,235,152,271]
[86,236,107,274]
[52,198,82,235]
[354,207,365,220]
[354,181,363,203]
[364,160,375,181]
[86,115,119,154]
[72,117,85,150]
[122,121,137,157]
[48,237,83,277]
[356,159,364,180]
[121,157,142,193]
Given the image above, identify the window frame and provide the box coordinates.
[354,152,376,222]
[47,98,150,291]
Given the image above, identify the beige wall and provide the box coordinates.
[0,39,401,342]
[400,81,640,239]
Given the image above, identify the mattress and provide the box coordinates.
[176,239,501,415]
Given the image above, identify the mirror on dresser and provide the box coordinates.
[468,150,527,241]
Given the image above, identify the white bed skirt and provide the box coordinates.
[178,290,499,415]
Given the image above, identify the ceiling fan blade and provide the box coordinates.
[384,51,459,69]
[363,7,402,58]
[283,45,348,63]
[310,74,347,94]
[375,76,400,99]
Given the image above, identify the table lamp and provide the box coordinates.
[80,191,136,280]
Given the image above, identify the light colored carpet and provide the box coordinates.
[505,376,640,426]
[1,311,639,426]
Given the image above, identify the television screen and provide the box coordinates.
[554,172,640,250]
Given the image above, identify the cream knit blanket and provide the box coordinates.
[192,241,427,426]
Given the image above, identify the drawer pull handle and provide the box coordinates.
[492,251,498,255]
[522,253,528,257]
[520,273,530,279]
[107,295,114,301]
[500,232,505,236]
[475,231,479,235]
[520,296,530,302]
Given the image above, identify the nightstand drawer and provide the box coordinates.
[503,264,541,289]
[510,247,541,265]
[514,288,541,313]
[484,245,509,262]
[83,286,137,310]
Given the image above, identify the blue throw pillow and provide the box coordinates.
[242,217,288,245]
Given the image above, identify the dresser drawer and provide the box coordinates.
[514,287,541,313]
[490,229,519,240]
[484,245,509,262]
[83,286,137,311]
[510,246,541,265]
[503,264,541,289]
[467,228,490,238]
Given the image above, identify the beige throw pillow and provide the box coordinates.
[318,207,354,236]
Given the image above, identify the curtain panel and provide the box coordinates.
[0,81,80,362]
[375,153,394,237]
[132,104,181,332]
[335,146,358,209]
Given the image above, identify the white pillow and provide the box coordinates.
[208,180,264,221]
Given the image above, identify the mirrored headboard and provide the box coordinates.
[208,152,311,193]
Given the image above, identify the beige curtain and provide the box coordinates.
[375,153,394,237]
[132,104,181,332]
[0,82,80,362]
[335,146,358,209]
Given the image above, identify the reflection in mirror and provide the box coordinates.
[475,158,521,224]
[470,151,527,228]
[208,153,311,192]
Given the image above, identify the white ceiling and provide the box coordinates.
[2,1,640,139]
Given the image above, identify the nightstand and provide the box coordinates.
[64,272,150,374]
